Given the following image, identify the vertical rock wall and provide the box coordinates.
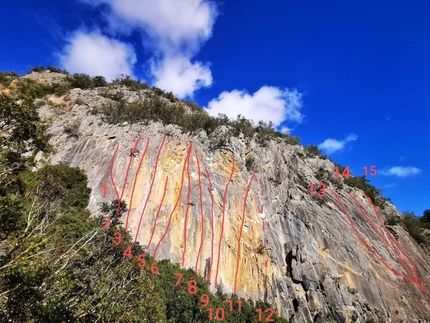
[40,101,430,323]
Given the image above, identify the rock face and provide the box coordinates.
[34,83,430,323]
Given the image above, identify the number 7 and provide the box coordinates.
[174,273,183,287]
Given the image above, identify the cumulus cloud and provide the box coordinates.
[205,87,304,128]
[318,133,357,154]
[381,166,422,178]
[78,0,218,97]
[59,31,136,81]
[94,0,217,55]
[151,56,212,98]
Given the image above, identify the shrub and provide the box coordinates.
[111,74,149,91]
[67,73,107,89]
[36,164,91,209]
[304,144,327,159]
[29,66,67,74]
[343,176,385,208]
[63,119,81,139]
[0,71,18,86]
[402,211,429,246]
[13,78,71,101]
[245,153,256,172]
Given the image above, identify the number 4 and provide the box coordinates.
[334,166,350,179]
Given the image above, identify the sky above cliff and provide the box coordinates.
[1,0,429,215]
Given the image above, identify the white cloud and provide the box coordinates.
[151,56,212,98]
[318,133,357,154]
[96,0,217,55]
[79,0,218,98]
[279,126,291,134]
[381,166,422,178]
[59,31,136,81]
[205,87,304,128]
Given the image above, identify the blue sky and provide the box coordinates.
[1,0,429,215]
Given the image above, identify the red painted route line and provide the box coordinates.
[153,142,193,259]
[118,135,142,215]
[205,167,215,284]
[259,176,269,289]
[181,151,192,267]
[348,193,416,280]
[364,193,420,281]
[234,172,255,294]
[214,154,235,288]
[124,138,150,230]
[109,144,120,212]
[133,134,167,245]
[195,154,205,275]
[331,190,425,293]
[146,176,169,250]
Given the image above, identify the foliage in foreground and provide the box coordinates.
[0,168,287,322]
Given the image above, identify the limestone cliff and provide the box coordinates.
[15,72,430,322]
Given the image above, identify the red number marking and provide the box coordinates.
[342,166,351,178]
[237,299,242,312]
[216,308,225,320]
[363,165,377,176]
[201,294,209,307]
[317,182,327,197]
[228,300,242,312]
[113,232,121,245]
[335,166,351,179]
[102,217,111,229]
[310,183,327,197]
[308,183,314,196]
[101,183,107,197]
[188,280,197,295]
[123,245,132,259]
[207,308,213,320]
[265,308,274,321]
[174,273,183,286]
[256,308,262,321]
[137,254,146,268]
[150,262,159,275]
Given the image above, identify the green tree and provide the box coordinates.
[0,95,50,195]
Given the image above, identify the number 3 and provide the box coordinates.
[113,232,121,245]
